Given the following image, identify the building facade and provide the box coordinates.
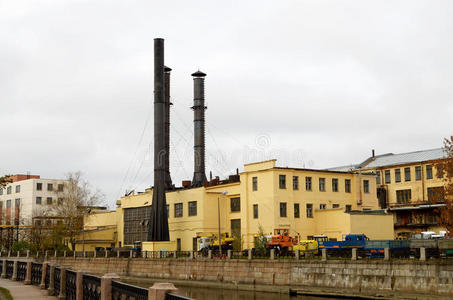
[0,175,66,226]
[330,148,447,237]
[82,159,393,252]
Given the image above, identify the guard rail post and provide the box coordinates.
[25,261,32,285]
[100,273,120,300]
[420,247,426,261]
[321,249,327,261]
[148,283,178,300]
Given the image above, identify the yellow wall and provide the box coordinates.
[315,209,394,241]
[86,160,390,251]
[73,226,117,251]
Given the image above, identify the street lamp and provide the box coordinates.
[218,191,227,255]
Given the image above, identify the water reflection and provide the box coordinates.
[126,280,344,300]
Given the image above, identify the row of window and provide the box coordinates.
[251,203,351,219]
[36,183,64,192]
[173,201,197,218]
[377,165,433,185]
[0,199,21,208]
[0,182,64,196]
[395,186,444,204]
[36,197,63,205]
[0,185,21,195]
[254,175,369,193]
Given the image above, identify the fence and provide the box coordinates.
[112,280,148,300]
[0,258,193,300]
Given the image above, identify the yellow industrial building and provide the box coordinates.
[76,159,394,252]
[330,148,447,238]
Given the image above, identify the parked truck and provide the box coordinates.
[265,228,298,255]
[196,232,235,255]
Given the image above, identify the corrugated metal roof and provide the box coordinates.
[327,164,361,172]
[361,148,445,169]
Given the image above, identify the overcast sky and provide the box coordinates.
[1,0,452,206]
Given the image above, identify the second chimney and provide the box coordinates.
[191,70,208,187]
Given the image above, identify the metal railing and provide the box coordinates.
[5,260,13,278]
[111,280,148,300]
[82,274,101,300]
[54,267,61,296]
[165,293,195,300]
[66,269,77,300]
[31,262,42,286]
[45,265,50,289]
[17,261,27,281]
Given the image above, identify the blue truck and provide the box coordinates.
[318,234,368,257]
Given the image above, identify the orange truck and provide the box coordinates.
[265,228,298,254]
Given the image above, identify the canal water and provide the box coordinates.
[126,280,345,300]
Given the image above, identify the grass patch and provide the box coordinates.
[0,287,13,300]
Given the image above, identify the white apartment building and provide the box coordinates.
[0,175,66,225]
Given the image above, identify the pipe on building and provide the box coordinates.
[191,70,208,187]
[149,38,170,241]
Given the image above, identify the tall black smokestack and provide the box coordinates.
[149,38,169,241]
[164,66,172,189]
[191,70,208,187]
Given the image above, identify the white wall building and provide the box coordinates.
[0,175,66,225]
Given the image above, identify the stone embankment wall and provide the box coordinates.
[45,258,453,298]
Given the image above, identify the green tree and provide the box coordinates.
[254,224,268,256]
[435,136,453,236]
[0,175,12,188]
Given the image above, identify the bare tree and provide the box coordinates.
[435,136,453,236]
[49,172,105,250]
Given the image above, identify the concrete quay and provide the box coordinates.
[42,257,453,299]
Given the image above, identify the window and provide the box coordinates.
[305,177,312,191]
[293,176,299,190]
[385,170,391,184]
[230,197,240,212]
[404,167,411,181]
[376,171,381,185]
[345,179,351,193]
[36,197,42,205]
[7,186,11,194]
[332,204,340,208]
[35,220,42,226]
[46,197,52,205]
[415,166,422,180]
[395,169,401,183]
[166,205,169,218]
[15,185,20,193]
[306,204,313,218]
[363,180,369,193]
[294,203,300,218]
[317,178,325,191]
[320,204,326,210]
[252,177,258,191]
[332,178,338,192]
[0,189,2,195]
[345,205,352,212]
[57,198,63,205]
[174,203,183,217]
[6,200,11,208]
[36,183,42,191]
[15,199,20,206]
[279,175,286,189]
[58,184,64,192]
[426,165,433,179]
[396,189,411,204]
[427,187,444,202]
[279,202,287,217]
[188,201,197,216]
[47,184,53,191]
[253,204,258,219]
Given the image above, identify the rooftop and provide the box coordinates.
[328,148,445,171]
